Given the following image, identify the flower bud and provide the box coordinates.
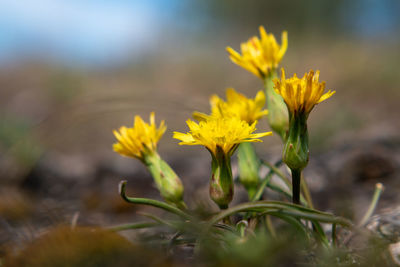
[143,152,185,208]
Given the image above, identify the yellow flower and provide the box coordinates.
[226,26,288,79]
[194,88,268,125]
[113,113,185,206]
[173,117,272,157]
[273,68,335,115]
[113,112,166,160]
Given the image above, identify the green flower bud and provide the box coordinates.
[237,142,260,200]
[210,146,234,209]
[283,113,309,171]
[264,71,289,141]
[143,152,185,208]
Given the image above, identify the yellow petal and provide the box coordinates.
[274,68,334,114]
[112,113,166,159]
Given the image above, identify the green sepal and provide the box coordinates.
[142,152,185,208]
[210,146,234,209]
[283,113,309,171]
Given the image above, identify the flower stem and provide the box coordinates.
[206,200,352,229]
[292,169,301,205]
[300,175,314,208]
[266,215,277,238]
[359,183,384,227]
[119,180,191,219]
[261,160,291,189]
[109,222,159,232]
[252,159,282,201]
[331,223,337,247]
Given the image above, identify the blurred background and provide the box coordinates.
[0,0,399,248]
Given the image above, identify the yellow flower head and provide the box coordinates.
[194,88,268,124]
[226,26,288,79]
[173,117,272,157]
[113,112,166,160]
[273,68,335,115]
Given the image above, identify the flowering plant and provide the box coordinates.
[110,26,384,265]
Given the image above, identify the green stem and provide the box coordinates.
[265,215,277,238]
[332,223,337,247]
[311,220,330,247]
[213,223,238,234]
[252,159,283,201]
[267,212,308,239]
[137,212,177,228]
[261,160,292,189]
[236,220,248,237]
[292,169,301,205]
[267,183,293,201]
[259,160,307,205]
[119,180,191,220]
[262,182,307,206]
[109,222,159,232]
[301,175,314,208]
[359,183,384,227]
[268,181,308,206]
[207,200,352,229]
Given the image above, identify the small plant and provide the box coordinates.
[111,26,384,265]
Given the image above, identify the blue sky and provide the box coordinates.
[0,0,181,66]
[0,0,397,67]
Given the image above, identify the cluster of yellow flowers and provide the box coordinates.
[113,89,270,161]
[112,25,335,208]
